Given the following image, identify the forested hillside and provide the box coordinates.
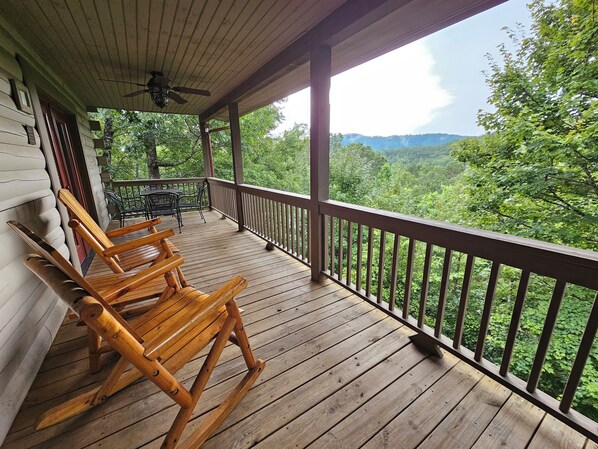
[342,133,469,151]
[93,0,597,420]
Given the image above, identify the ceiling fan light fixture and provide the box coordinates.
[149,85,169,108]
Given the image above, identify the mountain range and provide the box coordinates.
[341,133,471,151]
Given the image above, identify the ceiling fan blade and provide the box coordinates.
[172,86,211,96]
[99,78,146,87]
[123,89,148,97]
[168,91,188,104]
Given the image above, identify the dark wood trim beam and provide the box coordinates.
[229,103,245,231]
[199,0,412,121]
[309,46,331,281]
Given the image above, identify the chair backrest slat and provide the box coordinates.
[8,220,142,341]
[58,189,114,249]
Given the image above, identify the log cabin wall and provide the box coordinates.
[0,20,108,443]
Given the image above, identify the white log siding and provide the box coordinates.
[0,23,108,443]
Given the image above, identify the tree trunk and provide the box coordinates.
[103,117,114,165]
[144,131,161,179]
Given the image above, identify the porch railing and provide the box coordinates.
[206,177,598,439]
[240,184,310,264]
[207,178,238,221]
[320,199,598,439]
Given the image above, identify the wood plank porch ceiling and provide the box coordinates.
[1,0,505,120]
[4,212,592,448]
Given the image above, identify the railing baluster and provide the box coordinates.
[475,261,501,362]
[338,218,344,281]
[257,196,263,236]
[295,206,300,256]
[418,243,433,328]
[356,224,363,291]
[329,216,335,275]
[365,227,374,298]
[287,204,291,251]
[269,199,274,243]
[560,292,598,412]
[346,221,353,285]
[388,234,400,312]
[527,280,567,393]
[453,254,475,349]
[300,207,305,260]
[434,249,453,337]
[306,209,310,263]
[277,201,282,246]
[253,194,258,231]
[403,238,416,320]
[323,216,329,270]
[500,270,530,375]
[376,231,386,304]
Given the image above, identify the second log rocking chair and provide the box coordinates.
[17,228,265,448]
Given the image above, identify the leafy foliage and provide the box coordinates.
[452,0,598,249]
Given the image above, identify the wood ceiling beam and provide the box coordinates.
[198,0,414,121]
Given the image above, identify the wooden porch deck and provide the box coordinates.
[3,211,594,449]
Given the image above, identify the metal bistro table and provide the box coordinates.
[139,187,184,232]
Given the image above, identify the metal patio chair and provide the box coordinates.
[104,189,148,227]
[146,191,183,233]
[178,181,207,223]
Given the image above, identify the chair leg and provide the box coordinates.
[88,330,102,373]
[161,316,237,449]
[176,360,265,449]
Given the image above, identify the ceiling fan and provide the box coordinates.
[100,71,211,108]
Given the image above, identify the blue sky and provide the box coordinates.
[276,0,533,137]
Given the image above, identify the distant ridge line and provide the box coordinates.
[342,133,471,151]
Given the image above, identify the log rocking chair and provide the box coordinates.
[58,188,188,313]
[16,223,264,448]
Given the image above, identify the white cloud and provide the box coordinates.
[275,41,453,136]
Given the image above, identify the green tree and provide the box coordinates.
[452,0,598,250]
[94,109,202,180]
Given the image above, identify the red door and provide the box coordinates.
[40,99,93,266]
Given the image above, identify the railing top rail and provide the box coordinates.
[239,184,310,208]
[112,177,206,186]
[321,199,598,290]
[207,177,236,187]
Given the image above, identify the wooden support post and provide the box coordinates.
[229,103,244,231]
[309,45,331,281]
[200,120,214,210]
[200,120,214,178]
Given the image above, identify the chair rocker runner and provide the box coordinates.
[20,238,264,448]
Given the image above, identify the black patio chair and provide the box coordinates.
[145,191,183,233]
[178,181,207,223]
[104,190,148,227]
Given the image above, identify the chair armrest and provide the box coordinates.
[103,229,174,257]
[101,255,185,302]
[143,276,247,360]
[106,218,162,237]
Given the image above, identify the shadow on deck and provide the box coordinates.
[3,211,592,449]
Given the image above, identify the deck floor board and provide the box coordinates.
[3,211,592,449]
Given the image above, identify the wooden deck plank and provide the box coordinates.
[528,414,587,449]
[471,394,545,449]
[4,211,592,449]
[248,339,427,449]
[417,376,511,449]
